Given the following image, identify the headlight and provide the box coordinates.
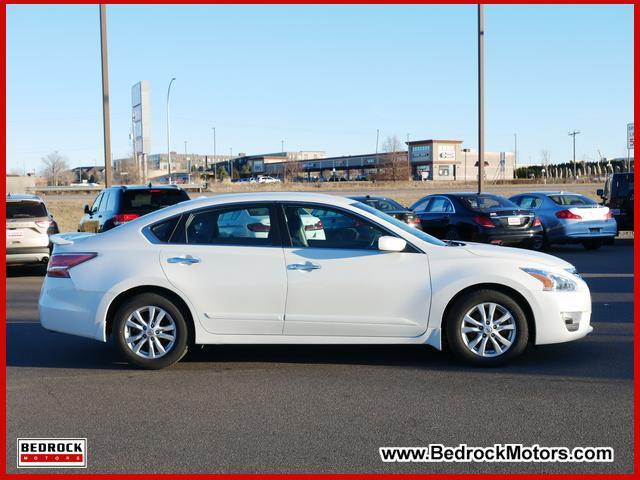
[521,267,577,292]
[565,266,581,278]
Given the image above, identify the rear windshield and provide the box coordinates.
[6,201,47,219]
[121,189,189,213]
[457,194,517,210]
[548,194,596,206]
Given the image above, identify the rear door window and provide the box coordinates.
[548,194,596,206]
[6,201,47,219]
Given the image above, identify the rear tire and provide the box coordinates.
[445,289,529,367]
[113,293,189,369]
[582,239,603,250]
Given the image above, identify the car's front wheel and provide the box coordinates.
[445,289,529,366]
[113,293,189,369]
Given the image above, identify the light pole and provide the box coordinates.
[212,127,217,181]
[513,133,517,179]
[99,5,112,187]
[166,77,176,183]
[477,4,485,194]
[569,130,581,180]
[462,148,471,184]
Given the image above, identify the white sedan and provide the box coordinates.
[39,192,592,369]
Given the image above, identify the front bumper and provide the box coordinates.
[39,276,113,341]
[530,288,592,345]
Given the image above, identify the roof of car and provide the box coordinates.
[512,191,581,196]
[189,191,356,206]
[107,184,185,191]
[349,195,396,202]
[6,193,43,202]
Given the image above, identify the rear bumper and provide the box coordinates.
[6,247,50,265]
[473,230,542,247]
[39,276,113,341]
[547,221,617,242]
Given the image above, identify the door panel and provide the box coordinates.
[281,204,431,337]
[158,204,287,335]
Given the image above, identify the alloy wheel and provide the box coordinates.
[123,306,177,359]
[460,302,516,358]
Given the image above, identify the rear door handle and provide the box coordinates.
[287,262,321,272]
[167,256,200,265]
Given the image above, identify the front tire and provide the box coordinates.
[445,289,529,366]
[113,293,189,369]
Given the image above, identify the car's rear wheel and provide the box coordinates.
[113,293,189,369]
[445,289,529,366]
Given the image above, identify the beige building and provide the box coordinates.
[407,139,514,181]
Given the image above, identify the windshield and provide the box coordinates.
[457,194,517,210]
[351,201,446,246]
[121,189,189,213]
[7,201,47,219]
[548,194,597,206]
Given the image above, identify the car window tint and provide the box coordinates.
[105,191,118,211]
[185,205,273,246]
[6,201,47,219]
[91,193,104,212]
[411,198,430,212]
[363,198,403,212]
[515,196,542,209]
[549,194,596,206]
[426,197,453,213]
[100,192,110,212]
[284,205,385,250]
[458,194,516,210]
[150,216,181,242]
[121,189,189,213]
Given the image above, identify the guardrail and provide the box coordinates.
[27,184,208,194]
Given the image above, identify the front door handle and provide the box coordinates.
[287,262,321,272]
[167,256,200,265]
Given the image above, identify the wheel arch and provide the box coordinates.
[104,285,197,345]
[441,283,536,346]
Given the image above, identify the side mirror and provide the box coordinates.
[596,189,604,197]
[84,204,91,214]
[378,236,407,252]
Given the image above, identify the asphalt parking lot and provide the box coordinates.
[5,240,634,474]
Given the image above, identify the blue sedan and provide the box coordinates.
[509,192,617,250]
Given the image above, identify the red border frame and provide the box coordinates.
[1,1,637,478]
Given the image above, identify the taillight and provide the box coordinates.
[605,211,613,220]
[305,221,324,231]
[247,223,270,232]
[407,216,421,226]
[47,253,97,278]
[35,220,51,229]
[472,215,495,228]
[556,210,582,220]
[112,213,140,226]
[533,217,542,227]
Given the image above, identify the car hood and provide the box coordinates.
[460,242,573,270]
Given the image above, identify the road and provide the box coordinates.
[5,241,634,474]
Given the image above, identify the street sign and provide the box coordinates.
[627,123,634,150]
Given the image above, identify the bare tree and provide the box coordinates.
[283,159,303,182]
[541,148,551,183]
[40,151,69,186]
[379,135,409,181]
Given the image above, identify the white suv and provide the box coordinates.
[6,194,59,265]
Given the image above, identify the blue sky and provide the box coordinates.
[6,4,634,173]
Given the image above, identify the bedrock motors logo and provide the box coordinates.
[17,438,87,468]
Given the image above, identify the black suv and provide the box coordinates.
[78,185,190,233]
[597,172,634,230]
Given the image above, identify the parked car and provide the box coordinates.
[6,194,59,265]
[257,176,281,184]
[78,185,190,233]
[597,172,634,230]
[41,192,591,369]
[510,192,616,250]
[349,195,422,229]
[410,193,544,249]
